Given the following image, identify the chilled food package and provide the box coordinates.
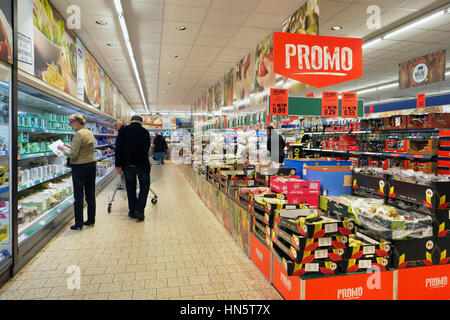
[352,204,433,240]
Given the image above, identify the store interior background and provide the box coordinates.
[51,0,450,114]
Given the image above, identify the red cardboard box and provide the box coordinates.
[250,233,271,281]
[272,254,301,300]
[286,195,319,208]
[270,176,320,196]
[397,264,450,300]
[304,271,394,300]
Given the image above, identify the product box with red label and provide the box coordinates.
[406,113,450,130]
[385,115,407,130]
[270,176,320,196]
[250,233,272,281]
[286,195,319,208]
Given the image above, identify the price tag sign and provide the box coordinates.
[369,105,374,114]
[341,92,358,118]
[321,91,338,117]
[269,88,289,116]
[417,93,426,109]
[306,92,315,98]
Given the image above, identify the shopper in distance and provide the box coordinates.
[115,115,151,222]
[266,125,286,164]
[114,120,126,190]
[58,114,97,230]
[153,132,168,165]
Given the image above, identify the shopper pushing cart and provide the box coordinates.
[114,115,153,222]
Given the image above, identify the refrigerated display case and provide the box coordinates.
[13,79,118,272]
[0,60,12,284]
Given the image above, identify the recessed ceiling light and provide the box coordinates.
[331,25,343,30]
[175,26,187,31]
[106,42,118,47]
[169,55,179,59]
[167,71,173,74]
[113,58,124,62]
[96,20,108,26]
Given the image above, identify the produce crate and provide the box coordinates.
[341,256,390,273]
[391,237,441,269]
[352,172,389,198]
[387,178,450,210]
[273,209,356,239]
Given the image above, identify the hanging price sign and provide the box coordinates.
[269,88,289,116]
[369,105,374,114]
[341,92,358,118]
[417,93,426,109]
[321,91,338,117]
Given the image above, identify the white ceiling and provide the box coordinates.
[52,0,450,114]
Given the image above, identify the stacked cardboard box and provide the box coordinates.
[271,209,356,276]
[270,176,320,208]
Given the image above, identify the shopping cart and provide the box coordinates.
[107,173,158,213]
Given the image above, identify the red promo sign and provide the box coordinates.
[341,92,358,118]
[273,32,363,88]
[270,88,289,116]
[306,92,315,97]
[250,234,271,281]
[397,264,450,300]
[369,105,374,114]
[304,271,394,300]
[321,91,338,117]
[417,93,426,109]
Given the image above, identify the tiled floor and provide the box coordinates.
[0,162,283,300]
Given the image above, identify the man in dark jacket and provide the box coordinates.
[266,125,286,164]
[114,120,124,133]
[115,115,151,221]
[153,132,168,165]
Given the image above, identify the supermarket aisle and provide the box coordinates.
[0,162,282,300]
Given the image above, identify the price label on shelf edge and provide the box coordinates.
[321,91,338,117]
[341,92,358,118]
[417,93,426,109]
[269,88,289,116]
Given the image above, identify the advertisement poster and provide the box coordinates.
[33,0,77,96]
[176,117,192,128]
[115,93,123,120]
[0,1,12,64]
[18,0,34,74]
[281,0,319,93]
[282,0,319,34]
[213,79,223,111]
[235,53,252,104]
[142,114,163,129]
[202,94,207,113]
[82,46,101,109]
[223,68,234,107]
[399,50,446,89]
[254,33,275,104]
[207,86,214,113]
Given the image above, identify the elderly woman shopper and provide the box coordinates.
[58,114,96,230]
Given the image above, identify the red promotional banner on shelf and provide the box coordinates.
[321,91,338,117]
[417,93,426,109]
[273,32,363,88]
[269,88,289,116]
[341,92,358,118]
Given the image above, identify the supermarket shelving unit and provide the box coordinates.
[11,72,118,273]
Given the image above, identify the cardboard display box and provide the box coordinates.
[341,256,390,273]
[384,115,407,130]
[397,264,450,300]
[406,113,450,130]
[250,233,272,281]
[352,172,388,197]
[272,250,301,300]
[346,232,391,260]
[270,176,320,196]
[286,195,319,208]
[274,209,356,239]
[407,140,439,156]
[391,237,441,269]
[387,178,450,210]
